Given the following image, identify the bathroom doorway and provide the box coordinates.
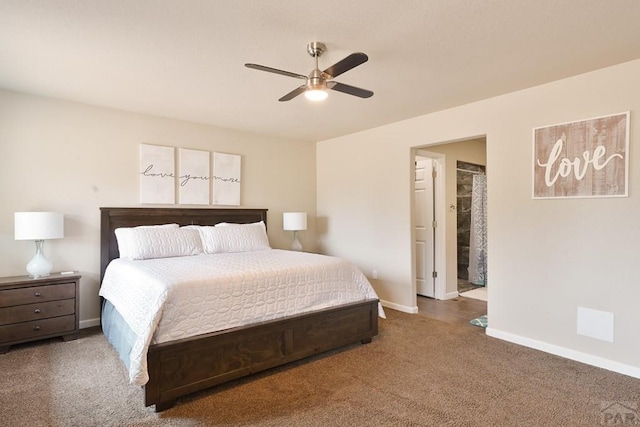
[412,137,486,301]
[456,161,486,294]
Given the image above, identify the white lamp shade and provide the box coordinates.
[15,212,64,240]
[283,212,307,231]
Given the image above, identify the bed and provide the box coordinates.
[99,207,380,411]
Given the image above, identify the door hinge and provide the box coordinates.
[432,168,437,178]
[432,220,437,228]
[432,271,438,278]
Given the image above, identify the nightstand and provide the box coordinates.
[0,272,81,353]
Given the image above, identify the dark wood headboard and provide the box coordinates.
[99,207,268,282]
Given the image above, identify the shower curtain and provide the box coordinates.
[468,174,487,286]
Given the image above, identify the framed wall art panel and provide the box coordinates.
[533,112,629,199]
[179,148,210,205]
[140,144,176,204]
[212,152,241,206]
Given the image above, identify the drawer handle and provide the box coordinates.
[34,309,41,314]
[33,326,41,331]
[34,292,42,297]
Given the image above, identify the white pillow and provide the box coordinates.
[198,221,270,253]
[115,224,203,260]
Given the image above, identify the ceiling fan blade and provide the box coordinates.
[323,52,368,78]
[327,81,373,98]
[279,85,307,102]
[245,63,307,80]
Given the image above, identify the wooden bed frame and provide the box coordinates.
[100,207,379,411]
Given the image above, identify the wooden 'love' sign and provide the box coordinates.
[533,112,629,199]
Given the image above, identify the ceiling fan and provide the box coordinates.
[245,42,373,102]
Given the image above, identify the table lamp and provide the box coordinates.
[283,212,307,251]
[14,212,64,277]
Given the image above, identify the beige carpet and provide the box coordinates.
[1,309,639,426]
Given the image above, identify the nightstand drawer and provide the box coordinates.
[0,299,75,326]
[0,315,76,344]
[0,283,75,307]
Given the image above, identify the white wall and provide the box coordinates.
[0,89,317,327]
[317,59,640,376]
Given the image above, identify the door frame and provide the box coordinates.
[411,149,446,301]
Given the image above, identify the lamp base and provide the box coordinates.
[26,240,53,278]
[290,231,303,251]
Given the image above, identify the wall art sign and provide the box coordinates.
[140,144,175,204]
[213,152,241,206]
[179,148,210,205]
[533,112,629,199]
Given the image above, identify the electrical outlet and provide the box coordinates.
[372,270,378,279]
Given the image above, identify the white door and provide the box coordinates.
[415,158,435,297]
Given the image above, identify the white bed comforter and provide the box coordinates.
[99,249,382,386]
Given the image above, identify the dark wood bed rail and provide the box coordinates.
[146,298,378,411]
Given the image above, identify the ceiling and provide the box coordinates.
[2,1,640,143]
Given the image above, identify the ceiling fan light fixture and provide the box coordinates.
[305,70,328,101]
[246,41,373,102]
[305,88,328,101]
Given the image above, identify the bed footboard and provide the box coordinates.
[145,298,379,411]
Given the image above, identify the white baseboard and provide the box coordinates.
[80,318,100,329]
[486,327,640,380]
[443,291,459,300]
[380,299,418,314]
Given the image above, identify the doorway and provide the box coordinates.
[412,138,486,308]
[456,161,486,294]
